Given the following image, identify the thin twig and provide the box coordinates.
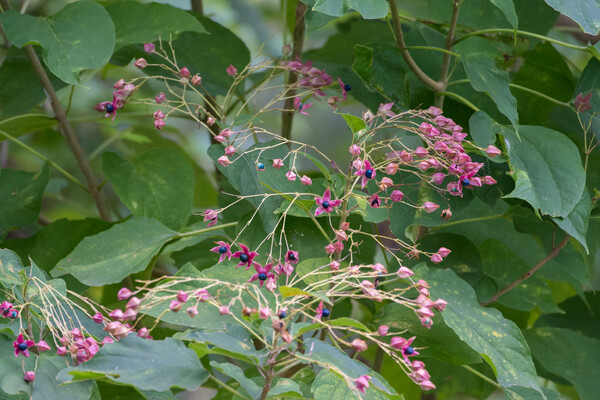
[436,0,462,108]
[281,1,307,142]
[387,0,443,92]
[0,0,110,220]
[481,235,571,306]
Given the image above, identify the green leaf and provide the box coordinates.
[279,286,331,305]
[105,1,206,48]
[33,356,94,400]
[312,369,403,400]
[58,336,208,392]
[339,113,367,134]
[552,188,591,253]
[51,218,177,286]
[208,141,309,232]
[479,239,560,312]
[0,164,49,237]
[269,378,303,398]
[1,218,112,272]
[416,265,545,399]
[542,0,600,34]
[179,325,267,365]
[103,149,195,230]
[523,327,600,400]
[0,1,115,85]
[304,338,398,395]
[455,38,519,133]
[311,0,389,19]
[535,292,600,340]
[0,248,24,287]
[489,0,519,29]
[352,44,409,107]
[396,0,558,33]
[210,361,262,399]
[503,126,585,217]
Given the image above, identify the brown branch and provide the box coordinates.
[435,0,462,108]
[190,0,203,14]
[387,0,444,93]
[480,235,571,306]
[0,0,110,221]
[281,1,307,142]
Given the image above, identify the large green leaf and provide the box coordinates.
[0,164,49,237]
[552,188,592,253]
[503,126,585,217]
[535,292,600,340]
[33,356,94,400]
[455,38,519,132]
[51,218,177,286]
[1,218,112,272]
[179,325,267,365]
[103,149,194,230]
[0,248,24,287]
[416,265,545,399]
[0,1,115,85]
[479,239,559,312]
[105,1,206,48]
[58,336,208,392]
[490,0,518,29]
[210,361,262,399]
[542,0,600,34]
[352,44,409,107]
[523,327,600,400]
[304,338,398,396]
[208,141,309,232]
[312,369,403,400]
[310,0,389,19]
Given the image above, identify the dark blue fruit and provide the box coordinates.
[322,308,330,318]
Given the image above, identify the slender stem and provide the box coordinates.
[177,221,238,238]
[281,1,307,141]
[0,129,89,191]
[430,214,503,230]
[0,1,110,220]
[481,235,570,306]
[437,91,480,111]
[508,83,573,109]
[461,365,502,389]
[190,0,203,14]
[436,0,462,108]
[388,0,443,92]
[454,28,590,51]
[209,374,251,400]
[404,45,460,57]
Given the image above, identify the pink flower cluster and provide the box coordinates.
[285,58,332,97]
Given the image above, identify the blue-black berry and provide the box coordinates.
[105,103,114,113]
[461,178,470,186]
[10,310,17,319]
[218,246,227,254]
[321,308,330,318]
[288,253,296,261]
[279,311,287,318]
[365,169,373,179]
[257,163,265,170]
[239,253,249,263]
[18,343,27,351]
[344,84,352,91]
[405,346,414,355]
[322,200,330,209]
[258,273,267,281]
